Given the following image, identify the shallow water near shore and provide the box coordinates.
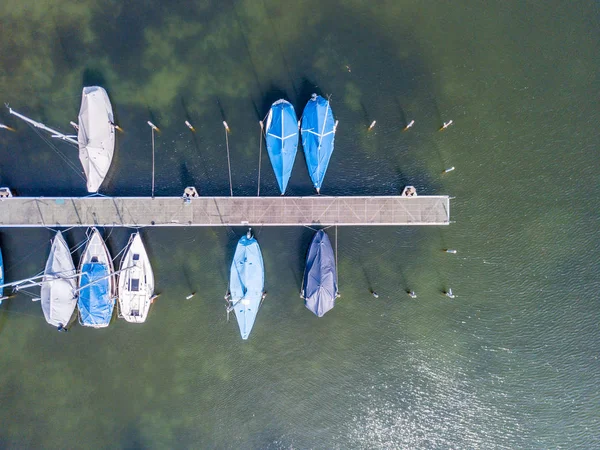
[0,1,599,448]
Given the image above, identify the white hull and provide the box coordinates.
[78,227,115,328]
[40,231,77,327]
[118,233,154,323]
[78,86,115,193]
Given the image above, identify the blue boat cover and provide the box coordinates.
[78,263,114,327]
[301,94,336,193]
[265,99,299,194]
[229,235,264,339]
[303,230,338,317]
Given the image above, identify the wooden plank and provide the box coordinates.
[0,196,450,227]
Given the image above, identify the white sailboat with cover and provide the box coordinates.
[7,86,116,193]
[1,232,78,329]
[78,86,115,192]
[39,231,78,328]
[118,232,155,323]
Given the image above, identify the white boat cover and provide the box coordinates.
[118,233,155,323]
[40,231,77,327]
[78,86,115,193]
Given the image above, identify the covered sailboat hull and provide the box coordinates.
[78,228,115,328]
[118,233,155,323]
[265,99,299,194]
[40,231,77,327]
[302,230,338,317]
[229,235,265,340]
[301,94,336,193]
[78,86,115,193]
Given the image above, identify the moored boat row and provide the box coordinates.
[225,227,339,340]
[0,226,338,339]
[7,88,337,197]
[0,228,155,330]
[265,94,338,195]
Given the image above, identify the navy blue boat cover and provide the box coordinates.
[303,230,338,317]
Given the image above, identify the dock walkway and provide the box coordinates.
[0,195,450,227]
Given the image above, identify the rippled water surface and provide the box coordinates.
[0,1,599,448]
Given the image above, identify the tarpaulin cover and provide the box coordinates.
[229,235,264,339]
[265,99,299,194]
[303,230,338,317]
[78,262,114,327]
[301,95,336,192]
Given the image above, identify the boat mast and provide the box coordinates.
[6,106,78,145]
[0,274,46,290]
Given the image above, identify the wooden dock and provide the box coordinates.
[0,195,450,227]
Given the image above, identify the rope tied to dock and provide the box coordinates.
[224,122,233,197]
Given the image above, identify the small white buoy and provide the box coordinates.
[186,292,196,300]
[223,121,230,132]
[185,120,195,132]
[368,120,377,131]
[147,121,159,132]
[114,125,124,132]
[403,120,415,131]
[440,120,453,131]
[246,227,253,239]
[408,291,417,299]
[444,249,457,254]
[259,120,264,129]
[69,121,79,131]
[445,288,455,299]
[371,290,379,298]
[443,166,455,174]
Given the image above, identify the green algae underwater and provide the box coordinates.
[0,0,599,448]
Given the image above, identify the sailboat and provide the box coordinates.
[7,86,116,193]
[227,229,265,340]
[38,231,78,328]
[300,94,338,194]
[118,232,155,323]
[301,230,339,317]
[265,99,299,194]
[0,233,78,327]
[77,228,116,328]
[77,86,115,193]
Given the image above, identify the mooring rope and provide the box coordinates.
[224,125,233,197]
[151,127,156,198]
[335,225,339,289]
[28,123,86,182]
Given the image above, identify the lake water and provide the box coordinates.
[0,1,598,448]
